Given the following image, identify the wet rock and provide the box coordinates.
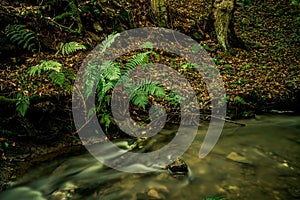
[136,188,166,200]
[51,191,67,200]
[226,152,252,164]
[148,189,161,199]
[167,158,188,175]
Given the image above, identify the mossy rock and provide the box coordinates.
[167,158,188,175]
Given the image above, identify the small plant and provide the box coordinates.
[55,41,87,56]
[100,32,121,53]
[29,60,73,91]
[164,92,184,106]
[29,60,62,76]
[16,92,30,117]
[129,79,166,109]
[5,24,37,52]
[234,96,246,104]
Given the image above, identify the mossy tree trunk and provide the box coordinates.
[150,0,168,27]
[212,0,246,53]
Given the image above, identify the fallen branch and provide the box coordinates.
[211,115,246,126]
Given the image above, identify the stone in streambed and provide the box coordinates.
[226,152,252,164]
[136,188,167,200]
[167,158,188,175]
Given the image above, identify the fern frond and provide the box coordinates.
[29,60,62,77]
[5,24,36,52]
[57,41,87,56]
[86,33,122,98]
[102,62,121,81]
[28,60,72,91]
[43,60,62,72]
[84,60,112,98]
[49,71,68,89]
[130,91,149,109]
[129,80,166,108]
[125,52,150,70]
[97,81,114,105]
[100,33,120,53]
[96,63,121,105]
[140,80,166,97]
[140,41,153,49]
[28,65,42,77]
[16,93,30,117]
[5,25,26,38]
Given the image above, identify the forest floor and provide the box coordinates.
[0,0,299,192]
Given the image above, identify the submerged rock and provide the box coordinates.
[226,152,252,164]
[0,186,46,200]
[167,158,188,175]
[136,188,167,200]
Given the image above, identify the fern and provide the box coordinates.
[84,33,121,98]
[130,90,149,108]
[85,33,170,130]
[102,62,121,81]
[124,52,150,70]
[84,60,112,98]
[96,62,121,105]
[29,60,62,77]
[56,41,87,56]
[49,71,70,89]
[140,41,153,49]
[16,93,30,117]
[5,24,36,52]
[29,60,72,91]
[129,80,166,109]
[100,32,120,53]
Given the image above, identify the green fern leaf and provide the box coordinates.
[28,60,62,77]
[60,41,87,56]
[5,25,26,37]
[140,41,153,48]
[22,32,35,42]
[42,60,62,72]
[138,80,166,97]
[102,63,121,81]
[16,93,30,117]
[128,80,166,109]
[84,60,112,98]
[28,65,41,77]
[49,71,67,88]
[131,91,149,109]
[23,36,36,51]
[125,52,150,70]
[5,24,36,52]
[100,33,120,53]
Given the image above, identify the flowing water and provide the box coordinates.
[0,114,299,200]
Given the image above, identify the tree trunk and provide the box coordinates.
[212,0,246,53]
[150,0,168,27]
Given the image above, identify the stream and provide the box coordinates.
[0,114,299,199]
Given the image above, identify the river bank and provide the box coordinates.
[0,0,299,196]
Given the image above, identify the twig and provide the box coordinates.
[211,115,246,126]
